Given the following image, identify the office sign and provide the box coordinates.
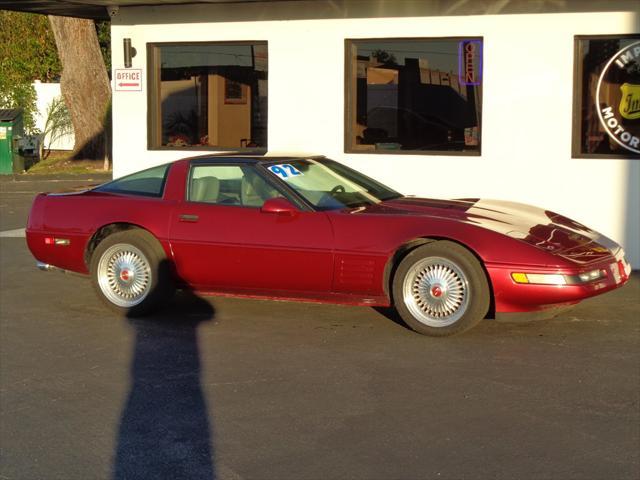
[115,69,143,91]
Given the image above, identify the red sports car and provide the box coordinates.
[26,155,631,336]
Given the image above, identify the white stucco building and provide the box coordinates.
[106,0,639,267]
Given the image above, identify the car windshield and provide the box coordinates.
[262,158,402,210]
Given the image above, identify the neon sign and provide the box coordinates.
[459,40,482,86]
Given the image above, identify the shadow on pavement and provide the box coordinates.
[113,290,216,480]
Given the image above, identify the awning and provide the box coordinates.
[0,0,294,21]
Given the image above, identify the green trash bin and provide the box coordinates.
[0,109,25,174]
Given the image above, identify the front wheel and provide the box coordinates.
[392,241,490,336]
[90,229,174,316]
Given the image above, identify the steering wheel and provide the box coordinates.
[330,185,346,194]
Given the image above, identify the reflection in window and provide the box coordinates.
[346,38,483,154]
[150,43,267,149]
[574,36,640,157]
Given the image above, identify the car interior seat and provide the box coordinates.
[190,176,220,203]
[241,172,278,207]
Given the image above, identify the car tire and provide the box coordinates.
[392,241,489,336]
[90,229,174,316]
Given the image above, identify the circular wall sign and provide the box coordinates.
[595,40,640,154]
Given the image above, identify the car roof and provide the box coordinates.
[186,153,326,165]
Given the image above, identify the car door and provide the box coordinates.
[169,162,335,295]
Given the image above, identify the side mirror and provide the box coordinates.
[260,197,299,216]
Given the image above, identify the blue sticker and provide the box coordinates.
[268,164,303,180]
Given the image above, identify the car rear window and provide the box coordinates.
[94,163,170,197]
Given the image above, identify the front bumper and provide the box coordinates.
[487,250,631,313]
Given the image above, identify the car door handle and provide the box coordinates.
[179,214,199,222]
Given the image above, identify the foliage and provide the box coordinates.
[371,49,398,66]
[0,11,61,82]
[0,11,111,137]
[41,96,74,159]
[0,82,37,131]
[95,21,112,73]
[164,110,199,145]
[0,11,62,133]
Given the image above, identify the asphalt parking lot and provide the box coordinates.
[1,174,639,480]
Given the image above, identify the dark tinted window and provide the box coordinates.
[346,38,483,154]
[94,164,170,197]
[573,35,640,158]
[148,42,268,150]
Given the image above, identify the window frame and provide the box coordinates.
[344,36,484,157]
[571,34,640,159]
[147,40,268,153]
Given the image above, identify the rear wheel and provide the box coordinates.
[90,229,174,316]
[392,241,489,336]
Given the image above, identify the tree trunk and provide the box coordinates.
[48,15,111,161]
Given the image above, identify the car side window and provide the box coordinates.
[94,163,170,197]
[188,165,280,207]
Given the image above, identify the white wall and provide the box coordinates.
[32,81,75,151]
[110,2,640,268]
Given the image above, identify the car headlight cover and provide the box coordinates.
[577,269,606,282]
[511,268,607,285]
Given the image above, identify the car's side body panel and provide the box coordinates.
[26,193,174,274]
[167,157,338,298]
[26,159,193,274]
[325,209,576,308]
[169,202,335,293]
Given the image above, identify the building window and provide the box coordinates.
[148,42,268,150]
[346,38,483,155]
[573,35,640,158]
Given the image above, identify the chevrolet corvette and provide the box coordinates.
[26,155,631,336]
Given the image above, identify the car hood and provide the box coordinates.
[357,197,620,263]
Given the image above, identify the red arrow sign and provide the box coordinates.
[119,82,139,87]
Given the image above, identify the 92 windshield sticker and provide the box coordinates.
[267,164,303,180]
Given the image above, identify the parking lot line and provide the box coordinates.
[0,228,26,238]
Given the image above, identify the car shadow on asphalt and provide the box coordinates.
[112,289,216,480]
